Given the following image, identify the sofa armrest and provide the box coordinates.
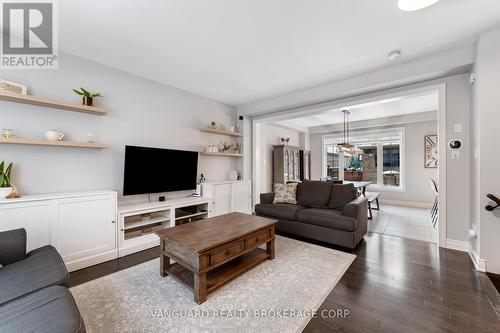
[0,228,27,266]
[260,193,275,204]
[342,196,368,219]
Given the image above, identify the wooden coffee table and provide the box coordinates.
[156,212,277,304]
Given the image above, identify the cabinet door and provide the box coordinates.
[0,201,53,252]
[231,182,251,213]
[283,149,289,182]
[213,184,231,216]
[56,194,117,269]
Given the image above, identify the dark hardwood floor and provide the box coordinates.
[69,247,159,287]
[69,232,500,332]
[303,232,500,333]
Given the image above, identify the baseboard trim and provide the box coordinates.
[468,245,486,272]
[65,250,119,272]
[379,199,433,209]
[446,239,469,252]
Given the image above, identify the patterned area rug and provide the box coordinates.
[71,236,355,333]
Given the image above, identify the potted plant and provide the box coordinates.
[0,161,13,198]
[72,87,102,106]
[220,142,233,153]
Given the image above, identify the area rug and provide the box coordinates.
[71,236,355,333]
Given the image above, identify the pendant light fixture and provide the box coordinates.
[337,110,353,154]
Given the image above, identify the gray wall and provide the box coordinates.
[310,119,438,205]
[471,28,500,274]
[0,52,237,201]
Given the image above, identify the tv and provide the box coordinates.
[123,145,198,196]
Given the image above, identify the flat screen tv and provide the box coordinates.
[123,145,198,196]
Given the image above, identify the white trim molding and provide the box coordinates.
[468,245,486,272]
[445,239,469,252]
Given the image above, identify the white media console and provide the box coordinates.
[118,196,212,257]
[0,180,252,272]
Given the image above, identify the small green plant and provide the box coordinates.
[0,161,13,188]
[72,87,102,98]
[220,142,233,152]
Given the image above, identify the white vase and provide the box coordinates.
[0,187,13,198]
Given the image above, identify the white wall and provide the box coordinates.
[261,124,302,193]
[310,119,438,205]
[0,52,237,201]
[470,28,500,274]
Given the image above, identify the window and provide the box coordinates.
[323,128,404,190]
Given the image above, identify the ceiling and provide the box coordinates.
[274,91,438,131]
[56,1,500,105]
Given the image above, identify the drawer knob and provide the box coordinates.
[224,250,231,256]
[256,237,260,242]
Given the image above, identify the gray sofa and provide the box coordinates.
[255,181,368,249]
[0,228,85,333]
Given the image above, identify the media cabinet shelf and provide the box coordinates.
[0,138,108,149]
[200,128,243,137]
[0,91,106,115]
[174,211,208,221]
[200,152,243,157]
[124,216,170,230]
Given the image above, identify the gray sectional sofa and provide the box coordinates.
[0,228,85,333]
[255,181,368,249]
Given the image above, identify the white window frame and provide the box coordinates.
[322,127,406,192]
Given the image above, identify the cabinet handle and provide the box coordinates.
[112,220,115,224]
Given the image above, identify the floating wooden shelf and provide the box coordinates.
[0,91,106,115]
[200,152,243,157]
[200,128,243,137]
[0,137,108,149]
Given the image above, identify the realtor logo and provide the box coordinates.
[1,0,58,69]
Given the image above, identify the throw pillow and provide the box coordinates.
[297,180,333,208]
[329,183,358,209]
[273,183,298,204]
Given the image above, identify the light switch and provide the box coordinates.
[451,151,460,160]
[454,123,463,133]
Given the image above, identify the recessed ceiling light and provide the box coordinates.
[398,0,440,11]
[388,50,402,61]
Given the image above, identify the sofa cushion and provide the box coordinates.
[255,203,304,220]
[273,183,298,204]
[0,228,26,266]
[329,183,358,209]
[296,208,357,232]
[297,181,333,208]
[0,286,85,333]
[0,245,69,306]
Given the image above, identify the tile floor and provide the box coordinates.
[367,204,437,243]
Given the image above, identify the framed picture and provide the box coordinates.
[424,135,438,168]
[0,79,27,95]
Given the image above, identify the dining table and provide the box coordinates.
[343,181,372,196]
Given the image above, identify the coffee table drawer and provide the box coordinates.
[245,229,271,249]
[210,241,244,266]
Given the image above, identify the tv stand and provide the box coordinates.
[117,196,211,257]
